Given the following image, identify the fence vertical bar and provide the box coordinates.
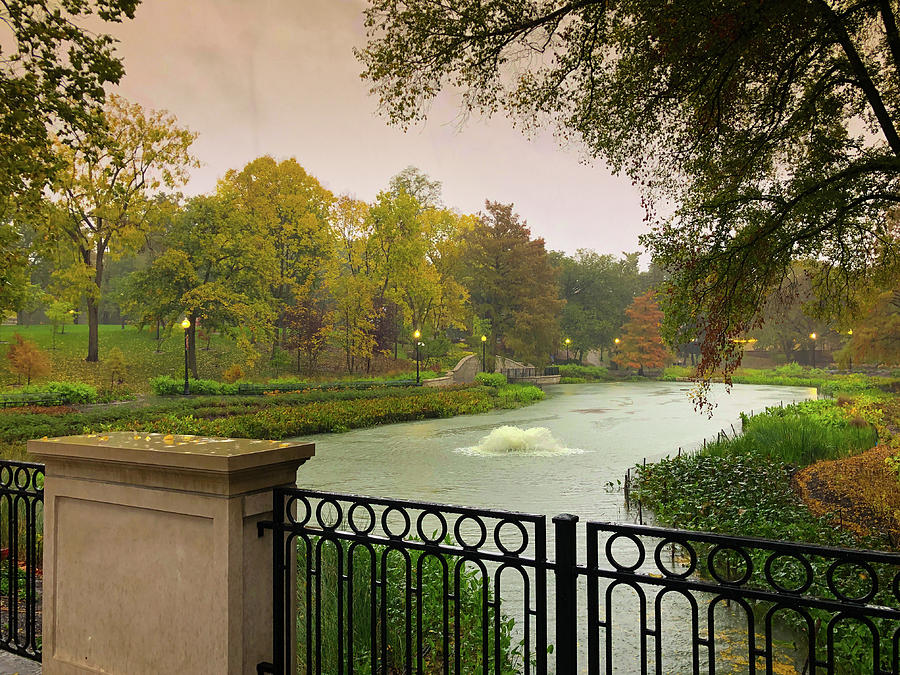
[553,514,579,675]
[272,488,286,675]
[535,515,548,675]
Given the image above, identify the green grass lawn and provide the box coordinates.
[1,323,253,392]
[0,324,454,394]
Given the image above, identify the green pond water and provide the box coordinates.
[290,382,818,673]
[294,381,815,519]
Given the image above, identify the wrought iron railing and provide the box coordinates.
[258,488,548,674]
[259,490,900,674]
[0,460,43,662]
[580,520,900,674]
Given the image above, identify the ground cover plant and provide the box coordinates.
[0,384,544,460]
[633,394,896,669]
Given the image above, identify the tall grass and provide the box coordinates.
[704,415,878,465]
[299,537,523,674]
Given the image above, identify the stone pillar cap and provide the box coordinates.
[28,432,315,496]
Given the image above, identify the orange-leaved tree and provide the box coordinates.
[6,334,51,385]
[615,291,670,375]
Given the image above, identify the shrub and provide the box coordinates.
[475,372,507,387]
[14,381,99,404]
[557,364,610,381]
[5,334,50,384]
[222,364,245,383]
[150,375,238,396]
[559,376,587,384]
[496,384,544,405]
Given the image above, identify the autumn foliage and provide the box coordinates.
[615,291,669,374]
[5,334,50,385]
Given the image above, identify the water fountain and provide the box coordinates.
[465,425,582,455]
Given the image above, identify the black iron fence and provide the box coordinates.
[237,380,419,395]
[501,367,559,380]
[0,460,43,662]
[259,489,900,674]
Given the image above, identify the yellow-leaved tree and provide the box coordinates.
[44,95,197,362]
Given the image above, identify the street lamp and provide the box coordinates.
[809,332,817,369]
[414,329,422,384]
[613,337,621,370]
[564,337,571,363]
[481,335,487,372]
[847,329,853,371]
[181,317,191,395]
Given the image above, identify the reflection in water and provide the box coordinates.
[292,382,816,673]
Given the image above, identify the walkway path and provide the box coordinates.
[0,652,40,674]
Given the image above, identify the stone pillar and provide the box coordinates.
[28,432,314,675]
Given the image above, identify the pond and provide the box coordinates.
[290,382,818,673]
[294,381,816,520]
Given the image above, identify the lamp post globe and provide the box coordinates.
[181,318,191,395]
[564,337,571,363]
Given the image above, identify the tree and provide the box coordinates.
[616,292,670,375]
[222,157,334,349]
[284,292,333,374]
[358,0,900,401]
[752,266,840,363]
[130,193,276,377]
[45,95,197,362]
[5,334,50,385]
[463,201,562,366]
[553,250,643,361]
[46,300,76,349]
[1,0,138,220]
[0,221,28,319]
[839,289,900,365]
[105,347,127,390]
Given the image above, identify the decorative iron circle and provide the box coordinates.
[825,559,878,604]
[348,502,376,535]
[382,506,412,540]
[0,465,12,489]
[32,468,44,490]
[13,466,30,490]
[654,538,697,578]
[494,519,529,557]
[454,514,487,550]
[605,532,646,572]
[707,545,753,586]
[763,552,814,595]
[894,570,900,604]
[416,509,448,545]
[286,495,311,527]
[315,498,343,530]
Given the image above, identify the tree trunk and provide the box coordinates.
[86,298,100,362]
[85,245,104,362]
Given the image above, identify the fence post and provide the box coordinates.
[553,513,579,674]
[29,432,314,675]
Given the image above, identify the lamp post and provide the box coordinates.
[414,329,421,384]
[613,337,620,370]
[564,338,571,364]
[847,329,853,371]
[809,332,817,368]
[481,335,487,372]
[181,317,191,395]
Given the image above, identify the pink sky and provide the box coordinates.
[105,0,647,256]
